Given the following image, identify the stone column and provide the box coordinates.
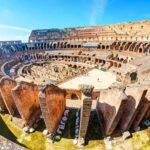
[78,84,94,147]
[38,84,66,138]
[0,73,6,112]
[39,88,52,137]
[0,77,17,115]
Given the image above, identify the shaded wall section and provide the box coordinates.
[0,74,6,111]
[0,77,17,115]
[118,85,147,132]
[39,85,66,135]
[132,87,150,127]
[97,85,127,135]
[12,81,41,127]
[79,95,92,138]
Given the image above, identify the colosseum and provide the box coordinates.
[0,20,150,148]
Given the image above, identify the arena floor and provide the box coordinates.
[59,68,116,90]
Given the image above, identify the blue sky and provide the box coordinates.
[0,0,149,42]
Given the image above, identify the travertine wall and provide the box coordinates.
[79,95,92,138]
[118,85,147,131]
[29,20,150,42]
[12,81,41,126]
[97,85,127,135]
[0,77,17,115]
[96,82,150,136]
[0,74,148,137]
[131,86,150,128]
[0,74,5,111]
[39,85,66,135]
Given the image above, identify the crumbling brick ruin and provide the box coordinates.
[0,20,150,146]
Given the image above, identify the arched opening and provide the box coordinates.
[24,55,29,61]
[130,72,137,81]
[118,63,121,68]
[97,45,101,49]
[53,43,56,49]
[60,42,64,48]
[120,58,124,62]
[67,44,70,48]
[106,45,109,49]
[71,94,79,100]
[114,62,118,67]
[102,45,105,49]
[78,45,81,48]
[73,65,77,69]
[139,48,143,53]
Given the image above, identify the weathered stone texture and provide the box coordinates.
[0,75,6,111]
[118,85,147,131]
[131,97,150,129]
[79,85,94,138]
[0,77,17,115]
[97,85,127,135]
[39,85,66,134]
[12,81,41,126]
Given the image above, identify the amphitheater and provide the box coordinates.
[0,20,150,148]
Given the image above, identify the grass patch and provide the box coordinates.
[0,113,150,150]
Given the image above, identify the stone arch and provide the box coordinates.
[106,45,109,49]
[113,62,118,67]
[130,72,137,81]
[60,42,64,48]
[102,45,105,49]
[24,55,29,61]
[67,44,70,48]
[139,48,143,53]
[78,45,81,48]
[71,94,79,100]
[97,44,101,49]
[53,43,57,49]
[73,65,77,69]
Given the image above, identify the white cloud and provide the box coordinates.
[0,24,31,32]
[90,0,108,25]
[0,34,29,42]
[0,24,31,42]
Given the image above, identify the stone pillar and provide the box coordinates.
[0,73,6,111]
[0,76,17,115]
[78,84,94,146]
[38,84,66,137]
[144,107,150,120]
[39,88,51,134]
[12,81,41,127]
[131,88,150,128]
[131,97,150,129]
[118,85,147,132]
[97,84,127,136]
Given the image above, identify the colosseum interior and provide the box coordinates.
[0,20,150,148]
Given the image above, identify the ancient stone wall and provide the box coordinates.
[0,77,17,115]
[29,20,150,43]
[0,75,5,111]
[131,85,150,128]
[78,85,94,141]
[39,85,66,135]
[97,85,127,135]
[12,81,41,126]
[97,83,150,135]
[118,85,147,132]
